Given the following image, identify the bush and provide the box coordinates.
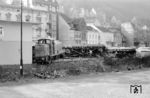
[103,56,150,70]
[103,57,119,67]
[66,66,81,75]
[141,56,150,67]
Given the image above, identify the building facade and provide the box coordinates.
[97,26,117,47]
[0,20,35,65]
[58,15,75,46]
[0,0,59,65]
[86,25,100,45]
[0,0,59,40]
[31,0,59,40]
[59,14,87,46]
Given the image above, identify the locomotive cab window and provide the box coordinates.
[38,39,46,44]
[38,39,51,44]
[46,39,51,44]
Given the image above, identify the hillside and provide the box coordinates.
[58,0,150,23]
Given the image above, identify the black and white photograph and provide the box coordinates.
[0,0,150,98]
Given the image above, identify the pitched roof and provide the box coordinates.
[60,13,87,31]
[71,18,87,31]
[97,27,110,32]
[87,26,93,31]
[32,0,51,5]
[97,26,121,33]
[86,26,97,32]
[60,13,72,24]
[32,0,58,6]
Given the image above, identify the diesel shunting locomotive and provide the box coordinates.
[33,38,65,64]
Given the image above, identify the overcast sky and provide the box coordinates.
[86,0,149,2]
[58,0,150,3]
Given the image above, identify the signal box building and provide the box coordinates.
[0,20,36,65]
[0,1,40,65]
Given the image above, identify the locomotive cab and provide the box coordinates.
[33,38,65,64]
[33,38,54,64]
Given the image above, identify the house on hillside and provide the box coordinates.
[86,24,115,47]
[108,27,123,47]
[132,23,150,47]
[97,26,124,47]
[71,18,87,46]
[59,14,87,46]
[58,13,75,46]
[97,27,114,47]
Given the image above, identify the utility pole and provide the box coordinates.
[48,1,51,37]
[20,0,23,76]
[56,3,59,40]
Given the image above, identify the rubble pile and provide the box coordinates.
[1,56,148,82]
[0,72,19,82]
[34,68,67,79]
[33,58,106,79]
[0,65,33,82]
[0,58,108,82]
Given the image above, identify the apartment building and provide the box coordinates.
[0,0,59,65]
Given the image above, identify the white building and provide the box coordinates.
[87,30,99,45]
[87,24,114,47]
[86,24,100,45]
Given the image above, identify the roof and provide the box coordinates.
[61,15,87,31]
[72,18,85,24]
[32,0,58,6]
[0,19,41,24]
[33,0,50,5]
[97,26,121,33]
[60,13,72,24]
[70,18,87,31]
[97,27,110,32]
[86,26,97,32]
[86,26,93,31]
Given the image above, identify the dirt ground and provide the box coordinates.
[0,58,107,82]
[0,69,150,98]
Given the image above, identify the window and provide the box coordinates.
[0,26,4,40]
[52,7,56,12]
[25,15,31,22]
[36,16,42,23]
[46,39,51,44]
[6,12,11,21]
[52,14,56,21]
[49,14,52,20]
[52,25,56,31]
[49,5,52,11]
